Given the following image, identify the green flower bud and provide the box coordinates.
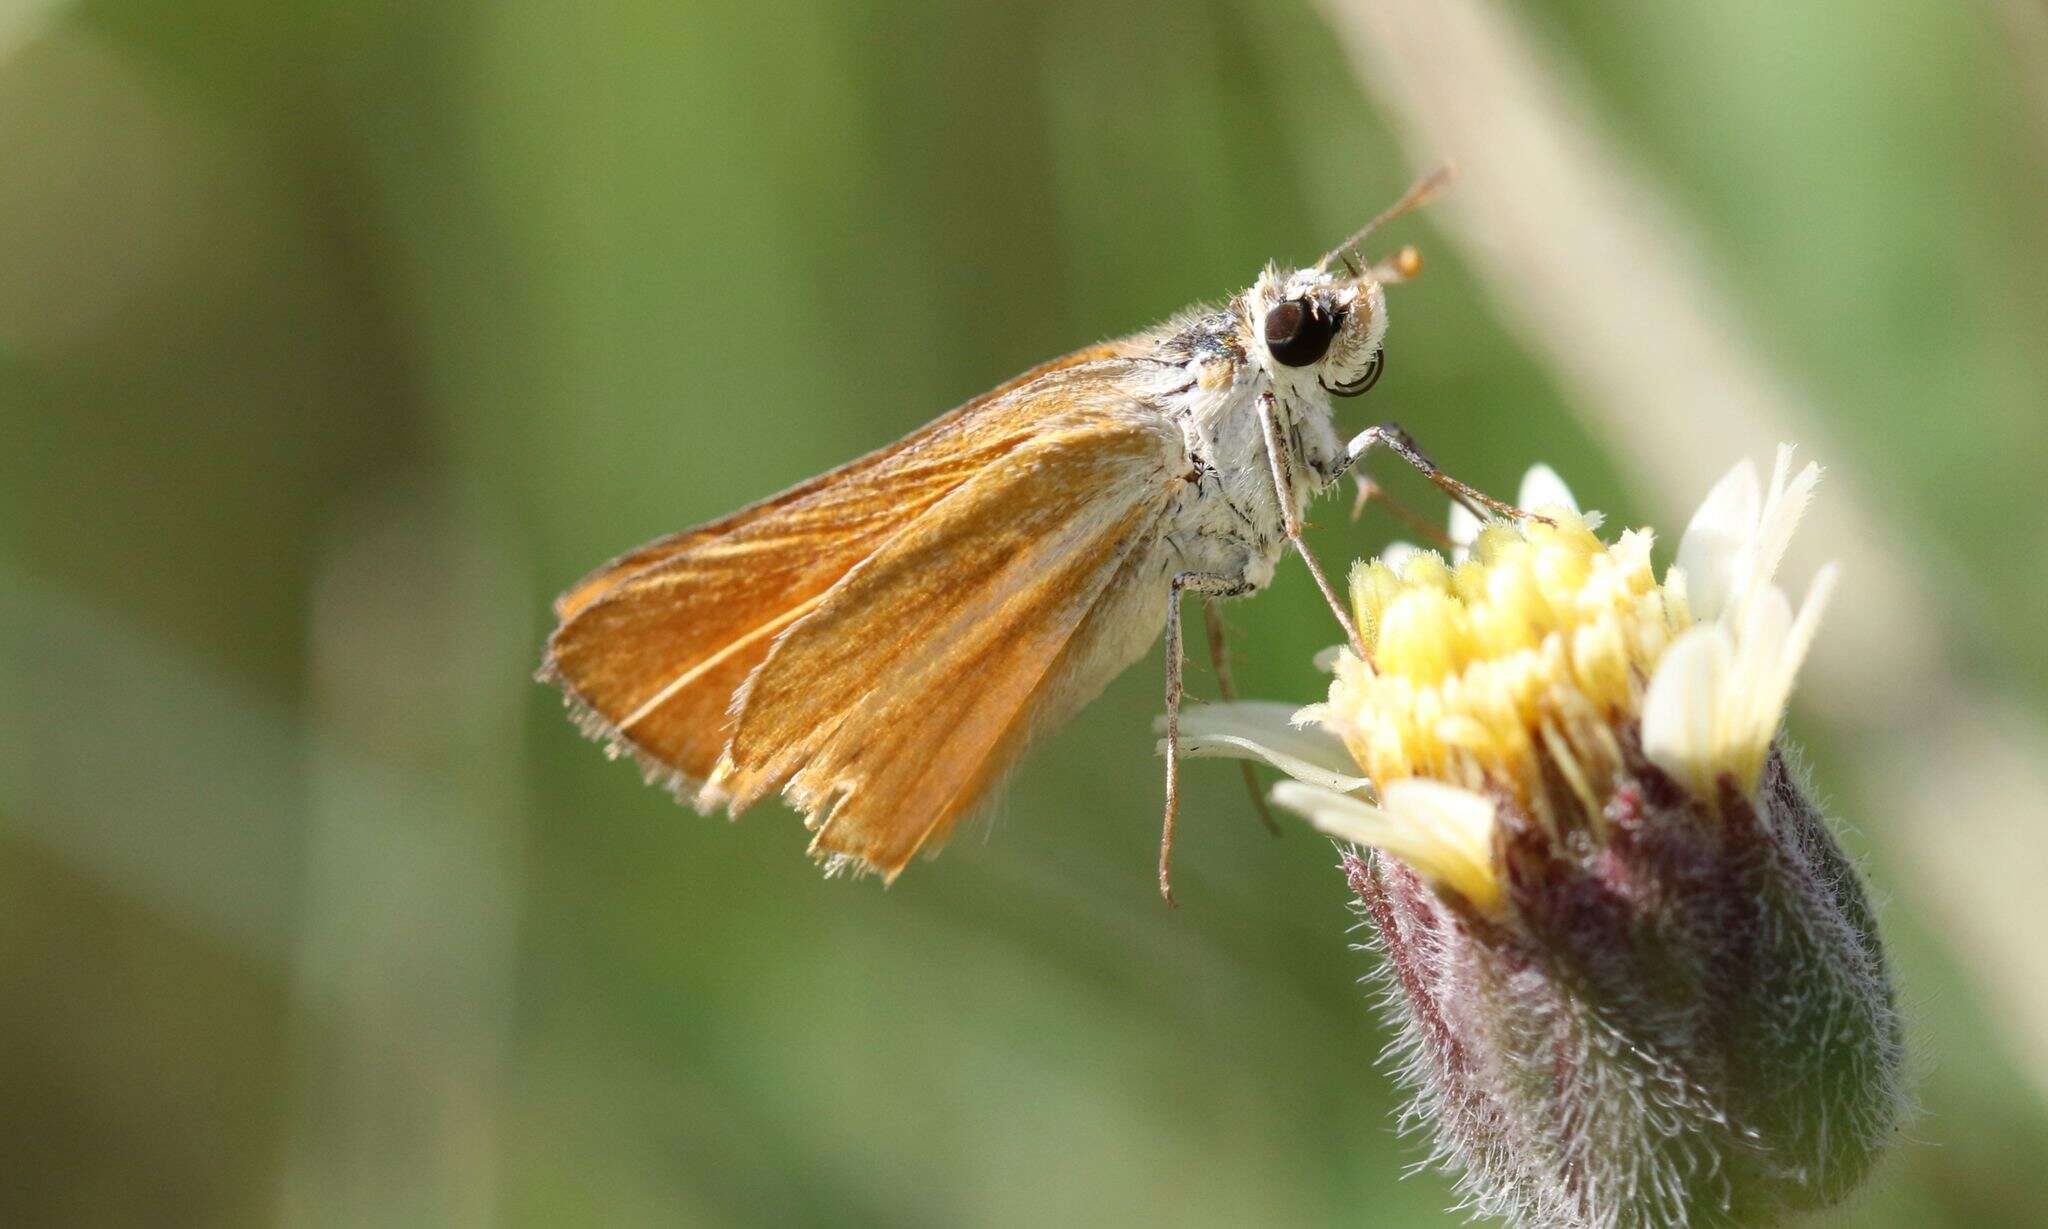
[1175,452,1905,1225]
[1346,742,1901,1228]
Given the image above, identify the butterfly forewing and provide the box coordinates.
[715,380,1183,875]
[541,345,1183,876]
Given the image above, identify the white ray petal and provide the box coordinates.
[1172,733,1372,794]
[1742,451,1821,600]
[1642,624,1734,794]
[1676,457,1760,621]
[1517,463,1580,515]
[1446,500,1483,558]
[1742,564,1839,771]
[1379,540,1424,574]
[1269,779,1391,841]
[1381,778,1500,865]
[1270,779,1501,911]
[1172,700,1318,746]
[1162,701,1367,786]
[1778,564,1839,708]
[1730,584,1793,719]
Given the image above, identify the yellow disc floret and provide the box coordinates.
[1315,511,1694,837]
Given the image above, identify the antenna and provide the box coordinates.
[1317,162,1458,272]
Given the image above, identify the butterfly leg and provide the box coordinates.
[1161,570,1255,906]
[1256,392,1367,658]
[1350,475,1461,550]
[1202,599,1281,837]
[1337,421,1535,526]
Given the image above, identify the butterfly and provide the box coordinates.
[540,167,1511,901]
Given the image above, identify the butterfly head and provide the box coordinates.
[1247,262,1391,400]
[1244,164,1452,400]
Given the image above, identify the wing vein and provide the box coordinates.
[614,594,825,735]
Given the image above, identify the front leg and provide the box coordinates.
[1256,393,1366,657]
[1335,420,1532,525]
[1160,569,1254,906]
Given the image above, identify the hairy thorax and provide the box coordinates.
[1145,309,1345,595]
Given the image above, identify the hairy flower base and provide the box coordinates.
[1175,452,1904,1223]
[1350,746,1904,1229]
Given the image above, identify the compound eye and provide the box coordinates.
[1264,297,1341,367]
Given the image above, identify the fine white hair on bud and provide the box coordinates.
[1176,450,1904,1228]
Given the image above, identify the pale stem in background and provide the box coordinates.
[1981,0,2048,161]
[0,0,69,61]
[1317,0,2048,1097]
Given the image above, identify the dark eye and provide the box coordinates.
[1264,297,1341,367]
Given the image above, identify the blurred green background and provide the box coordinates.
[4,0,2047,1224]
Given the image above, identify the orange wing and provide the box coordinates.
[542,348,1185,878]
[549,345,1119,621]
[714,393,1184,876]
[542,345,1117,791]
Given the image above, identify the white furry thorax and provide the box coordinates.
[1135,263,1389,594]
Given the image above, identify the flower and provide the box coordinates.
[1175,451,1903,1228]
